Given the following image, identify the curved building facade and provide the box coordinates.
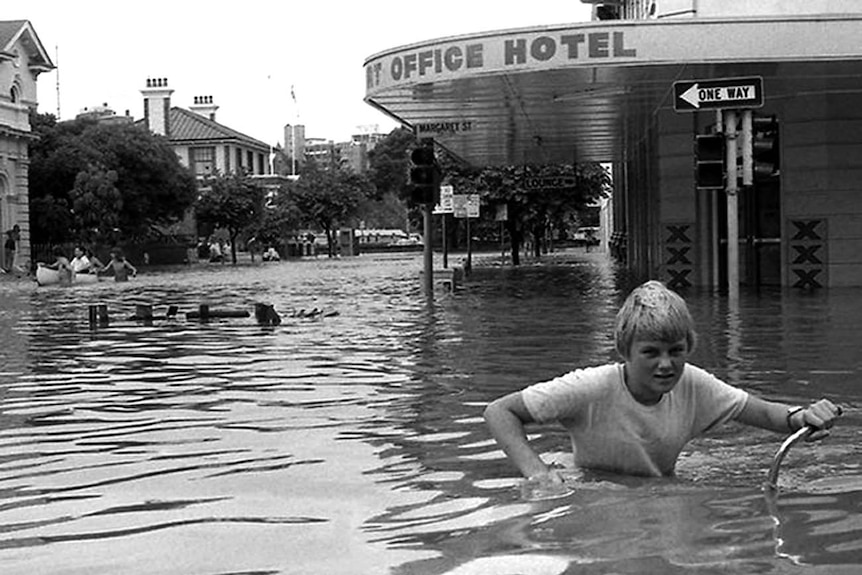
[365,3,862,288]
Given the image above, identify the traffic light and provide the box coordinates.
[695,134,725,189]
[409,145,441,204]
[752,115,779,180]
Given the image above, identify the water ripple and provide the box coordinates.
[0,252,860,574]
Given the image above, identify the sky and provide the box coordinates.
[12,1,594,146]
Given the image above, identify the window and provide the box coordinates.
[9,85,19,103]
[247,151,254,173]
[191,147,215,176]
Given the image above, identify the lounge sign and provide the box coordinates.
[524,176,577,190]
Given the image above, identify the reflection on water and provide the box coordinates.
[0,251,859,575]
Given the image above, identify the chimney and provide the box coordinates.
[190,95,219,121]
[141,77,174,136]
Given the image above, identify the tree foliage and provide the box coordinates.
[28,113,198,244]
[290,161,374,256]
[367,127,415,201]
[70,165,122,242]
[195,172,266,264]
[476,163,610,264]
[367,126,610,264]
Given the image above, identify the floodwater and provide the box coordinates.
[0,250,859,575]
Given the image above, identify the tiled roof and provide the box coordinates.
[0,20,27,51]
[167,107,270,151]
[0,20,53,68]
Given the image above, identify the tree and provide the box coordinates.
[253,184,303,254]
[195,172,266,264]
[476,163,610,265]
[356,191,409,230]
[28,113,197,244]
[291,161,374,256]
[69,165,122,244]
[367,127,415,201]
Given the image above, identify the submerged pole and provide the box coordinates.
[724,110,739,304]
[423,204,433,300]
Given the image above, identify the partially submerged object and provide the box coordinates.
[765,426,812,492]
[36,266,100,286]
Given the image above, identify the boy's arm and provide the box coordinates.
[484,392,555,480]
[736,395,841,438]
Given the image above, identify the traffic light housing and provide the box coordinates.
[752,115,779,180]
[695,134,725,189]
[409,145,441,204]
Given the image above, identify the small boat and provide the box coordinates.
[36,265,100,286]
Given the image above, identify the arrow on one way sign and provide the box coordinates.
[674,76,763,112]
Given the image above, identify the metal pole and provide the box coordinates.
[423,204,433,299]
[466,215,472,273]
[500,222,505,266]
[741,110,753,186]
[442,214,448,268]
[725,110,739,304]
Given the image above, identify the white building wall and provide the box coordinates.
[653,0,862,19]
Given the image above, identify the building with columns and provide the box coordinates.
[0,20,53,273]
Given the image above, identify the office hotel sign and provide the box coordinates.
[366,19,862,97]
[366,28,638,92]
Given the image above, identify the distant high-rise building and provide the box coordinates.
[338,131,387,173]
[284,124,306,175]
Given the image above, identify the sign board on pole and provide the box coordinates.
[673,76,763,112]
[466,194,480,218]
[495,204,508,222]
[453,194,480,218]
[453,194,467,218]
[433,185,454,214]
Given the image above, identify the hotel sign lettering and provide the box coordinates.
[366,20,862,98]
[366,29,638,91]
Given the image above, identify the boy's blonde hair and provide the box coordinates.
[614,280,697,359]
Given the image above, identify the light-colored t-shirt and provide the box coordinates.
[521,363,749,476]
[70,255,90,273]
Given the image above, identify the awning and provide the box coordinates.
[364,15,862,166]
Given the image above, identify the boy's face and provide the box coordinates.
[624,338,689,405]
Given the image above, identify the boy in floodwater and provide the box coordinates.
[484,280,842,487]
[100,249,137,282]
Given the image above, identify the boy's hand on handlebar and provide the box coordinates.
[803,399,843,442]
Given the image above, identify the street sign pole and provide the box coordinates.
[675,77,764,301]
[725,110,739,305]
[423,204,433,300]
[442,213,448,269]
[466,216,472,274]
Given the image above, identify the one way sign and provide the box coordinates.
[673,76,763,112]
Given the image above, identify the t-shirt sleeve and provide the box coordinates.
[687,365,749,435]
[521,365,615,424]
